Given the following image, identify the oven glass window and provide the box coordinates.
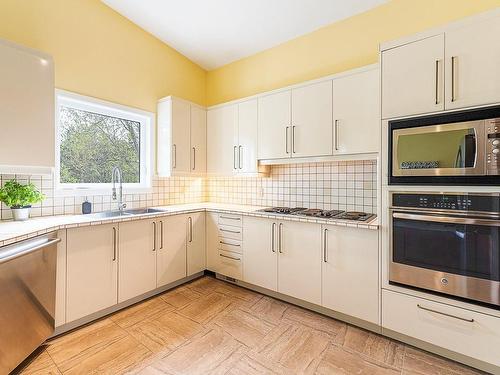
[396,128,476,170]
[393,217,500,281]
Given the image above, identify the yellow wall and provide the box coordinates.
[0,0,206,112]
[206,0,500,106]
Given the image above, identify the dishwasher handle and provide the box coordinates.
[0,237,61,264]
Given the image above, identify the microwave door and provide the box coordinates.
[454,134,476,168]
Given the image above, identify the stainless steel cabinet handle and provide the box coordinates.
[334,120,339,151]
[292,126,296,154]
[285,126,290,154]
[219,240,241,247]
[278,223,283,253]
[451,56,457,102]
[112,227,117,261]
[238,145,243,169]
[233,146,238,169]
[172,144,177,168]
[192,147,196,170]
[220,228,241,234]
[323,228,328,263]
[160,220,164,249]
[220,215,241,221]
[220,253,241,261]
[153,221,157,251]
[271,222,276,253]
[417,304,474,323]
[435,59,440,105]
[393,212,500,227]
[188,217,193,243]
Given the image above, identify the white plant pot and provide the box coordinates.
[11,207,31,221]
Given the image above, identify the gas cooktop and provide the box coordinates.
[257,207,376,222]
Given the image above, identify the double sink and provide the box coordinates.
[86,208,168,219]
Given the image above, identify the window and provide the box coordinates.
[55,90,153,194]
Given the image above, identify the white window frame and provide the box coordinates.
[55,90,154,196]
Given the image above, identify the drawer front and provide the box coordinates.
[382,290,500,366]
[218,238,242,254]
[218,250,243,279]
[218,224,243,240]
[218,214,243,227]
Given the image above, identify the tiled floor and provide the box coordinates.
[19,276,485,375]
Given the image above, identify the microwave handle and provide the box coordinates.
[393,212,500,227]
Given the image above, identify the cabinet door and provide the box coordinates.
[171,99,191,173]
[237,99,259,174]
[207,105,238,175]
[206,213,220,272]
[157,215,187,287]
[66,224,118,322]
[243,216,278,291]
[445,15,500,110]
[291,80,333,158]
[278,221,321,305]
[333,69,380,154]
[258,90,290,160]
[55,230,66,327]
[187,212,206,276]
[118,219,157,303]
[322,226,379,324]
[382,34,444,119]
[190,105,207,174]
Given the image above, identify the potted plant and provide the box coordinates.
[0,180,45,221]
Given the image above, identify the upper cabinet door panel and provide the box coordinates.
[445,15,500,110]
[171,99,191,173]
[237,99,259,174]
[333,69,380,154]
[258,90,291,160]
[291,80,333,158]
[190,105,207,174]
[382,34,445,119]
[0,40,54,171]
[207,105,238,175]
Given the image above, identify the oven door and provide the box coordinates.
[390,210,500,307]
[392,120,485,177]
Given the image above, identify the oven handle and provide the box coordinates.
[393,212,500,227]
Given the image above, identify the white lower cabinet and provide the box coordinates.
[157,215,187,287]
[55,230,67,327]
[187,212,206,276]
[206,212,220,272]
[66,224,118,322]
[382,290,500,367]
[118,219,157,303]
[321,225,379,324]
[243,217,277,291]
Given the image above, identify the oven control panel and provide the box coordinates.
[486,118,500,175]
[392,193,500,213]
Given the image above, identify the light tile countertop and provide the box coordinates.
[0,203,378,247]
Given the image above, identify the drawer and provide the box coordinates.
[218,214,242,227]
[218,224,243,240]
[218,250,243,280]
[218,238,242,254]
[382,290,500,366]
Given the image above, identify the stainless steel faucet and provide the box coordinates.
[111,166,126,212]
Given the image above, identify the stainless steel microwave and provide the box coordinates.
[388,106,500,185]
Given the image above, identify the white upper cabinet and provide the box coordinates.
[157,96,206,177]
[445,14,500,110]
[258,90,291,160]
[333,68,380,154]
[207,104,238,175]
[237,99,260,174]
[291,80,333,158]
[382,34,445,119]
[0,39,54,174]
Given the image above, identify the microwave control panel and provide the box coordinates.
[486,118,500,175]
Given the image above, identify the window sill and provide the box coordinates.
[54,186,153,197]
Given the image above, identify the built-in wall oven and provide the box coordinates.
[389,192,500,308]
[389,105,500,185]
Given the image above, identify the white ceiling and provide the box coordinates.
[103,0,387,70]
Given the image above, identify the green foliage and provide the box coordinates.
[0,180,45,208]
[59,106,141,184]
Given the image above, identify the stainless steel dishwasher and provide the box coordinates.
[0,232,60,374]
